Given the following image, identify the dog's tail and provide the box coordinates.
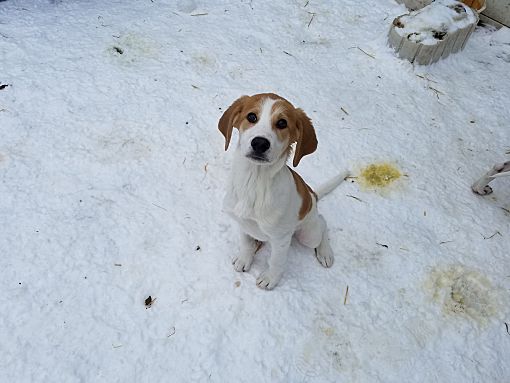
[315,171,350,200]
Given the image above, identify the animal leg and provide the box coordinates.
[472,161,510,195]
[256,235,292,290]
[232,232,258,272]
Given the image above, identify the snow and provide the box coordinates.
[396,0,477,45]
[0,0,509,382]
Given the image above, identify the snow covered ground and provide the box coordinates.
[1,0,509,382]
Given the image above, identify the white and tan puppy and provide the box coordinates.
[219,93,348,290]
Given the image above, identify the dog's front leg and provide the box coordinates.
[256,235,292,290]
[232,231,258,272]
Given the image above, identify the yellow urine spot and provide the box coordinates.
[360,163,401,188]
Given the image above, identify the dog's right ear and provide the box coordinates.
[218,96,248,151]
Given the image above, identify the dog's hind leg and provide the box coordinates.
[296,214,334,268]
[472,161,510,195]
[314,216,334,268]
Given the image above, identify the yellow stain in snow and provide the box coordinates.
[360,163,401,188]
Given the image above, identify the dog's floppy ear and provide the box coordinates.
[293,108,317,167]
[218,96,248,151]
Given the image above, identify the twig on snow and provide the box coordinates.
[349,46,375,59]
[483,231,501,240]
[416,74,438,84]
[428,86,444,100]
[343,285,349,305]
[152,202,168,211]
[340,106,349,115]
[346,194,363,202]
[307,12,316,28]
[167,326,176,337]
[191,13,208,16]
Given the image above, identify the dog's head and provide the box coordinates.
[218,93,317,167]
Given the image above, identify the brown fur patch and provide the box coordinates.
[288,166,317,220]
[271,99,297,150]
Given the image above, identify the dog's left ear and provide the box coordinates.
[218,96,248,151]
[293,108,317,167]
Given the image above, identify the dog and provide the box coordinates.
[218,93,348,290]
[472,160,510,195]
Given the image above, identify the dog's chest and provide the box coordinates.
[223,166,286,241]
[223,195,271,241]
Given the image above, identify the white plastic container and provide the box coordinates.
[388,0,479,65]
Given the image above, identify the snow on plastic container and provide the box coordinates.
[389,0,479,65]
[395,0,433,10]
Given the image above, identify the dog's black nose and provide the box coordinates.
[251,137,270,154]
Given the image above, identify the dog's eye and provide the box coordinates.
[247,113,257,123]
[276,119,287,129]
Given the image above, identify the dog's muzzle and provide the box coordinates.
[247,137,271,162]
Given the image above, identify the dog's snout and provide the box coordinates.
[251,137,270,154]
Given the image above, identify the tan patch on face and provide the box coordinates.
[271,100,297,151]
[234,93,294,134]
[288,166,317,220]
[235,96,263,133]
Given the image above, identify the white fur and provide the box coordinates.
[223,98,347,290]
[472,160,510,195]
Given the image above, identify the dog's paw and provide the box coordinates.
[232,254,253,272]
[472,184,493,195]
[256,270,282,290]
[315,248,334,268]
